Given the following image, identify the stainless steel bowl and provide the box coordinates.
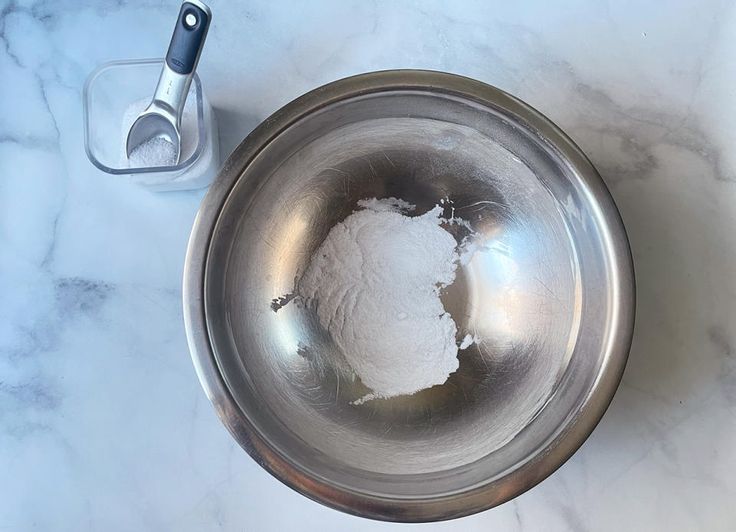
[183,70,635,522]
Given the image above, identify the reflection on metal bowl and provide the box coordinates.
[183,70,635,522]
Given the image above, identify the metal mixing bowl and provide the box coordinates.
[183,70,635,521]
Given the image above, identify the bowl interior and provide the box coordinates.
[204,89,618,500]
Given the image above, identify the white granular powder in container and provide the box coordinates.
[120,96,198,168]
[116,90,219,192]
[128,137,178,167]
[298,197,478,402]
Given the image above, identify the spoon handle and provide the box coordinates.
[152,1,212,124]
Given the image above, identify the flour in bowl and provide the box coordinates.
[298,197,475,402]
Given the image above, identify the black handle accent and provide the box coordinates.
[165,2,211,75]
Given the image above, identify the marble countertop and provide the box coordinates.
[2,0,735,530]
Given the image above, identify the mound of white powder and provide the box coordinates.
[299,198,468,401]
[128,137,178,167]
[120,96,198,168]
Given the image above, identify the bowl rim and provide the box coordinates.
[182,69,636,522]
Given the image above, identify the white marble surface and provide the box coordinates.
[2,0,736,529]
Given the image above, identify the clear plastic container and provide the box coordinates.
[83,59,219,191]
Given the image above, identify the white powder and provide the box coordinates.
[299,198,472,402]
[356,197,415,213]
[459,333,479,350]
[128,137,178,167]
[120,96,198,168]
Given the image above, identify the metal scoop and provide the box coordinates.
[126,0,211,164]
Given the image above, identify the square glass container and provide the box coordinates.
[83,59,219,191]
